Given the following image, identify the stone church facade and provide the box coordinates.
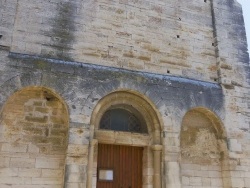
[0,0,249,187]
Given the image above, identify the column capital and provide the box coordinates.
[151,144,163,151]
[91,139,98,145]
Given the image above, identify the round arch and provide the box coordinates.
[0,86,69,117]
[0,86,69,188]
[180,107,231,188]
[87,89,164,188]
[90,89,163,143]
[181,107,227,138]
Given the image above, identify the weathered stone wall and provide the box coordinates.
[0,0,17,48]
[7,0,217,81]
[181,109,224,188]
[211,1,250,187]
[0,87,68,187]
[0,50,225,187]
[0,0,250,188]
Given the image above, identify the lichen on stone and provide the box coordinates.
[181,128,220,164]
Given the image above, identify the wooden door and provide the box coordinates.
[97,144,143,188]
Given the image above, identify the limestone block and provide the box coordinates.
[28,143,40,153]
[209,170,222,178]
[229,139,242,152]
[0,177,24,184]
[0,185,12,188]
[0,168,18,177]
[131,133,150,146]
[10,158,35,168]
[69,128,89,145]
[220,77,232,86]
[114,132,132,144]
[165,161,181,188]
[202,177,211,186]
[143,168,154,176]
[0,157,10,168]
[32,177,62,185]
[189,177,202,186]
[182,176,190,185]
[231,178,245,188]
[211,178,223,187]
[12,185,61,188]
[143,175,153,185]
[35,158,61,169]
[181,170,194,177]
[64,183,86,188]
[194,170,209,177]
[42,169,64,178]
[181,164,201,171]
[245,178,250,187]
[65,172,85,183]
[245,171,250,178]
[18,168,41,177]
[67,144,88,156]
[66,156,88,165]
[1,143,28,153]
[95,130,115,143]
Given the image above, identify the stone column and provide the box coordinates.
[153,130,161,144]
[152,145,162,188]
[165,161,181,188]
[86,139,98,188]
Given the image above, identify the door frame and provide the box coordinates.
[87,90,163,188]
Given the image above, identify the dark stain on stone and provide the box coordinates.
[77,129,83,134]
[7,53,225,120]
[42,2,76,61]
[43,90,57,101]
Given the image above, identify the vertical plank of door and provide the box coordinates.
[113,145,118,188]
[136,147,139,188]
[124,146,128,188]
[109,144,112,188]
[97,144,143,188]
[128,146,132,188]
[97,144,101,188]
[105,144,107,188]
[103,144,106,188]
[139,147,143,187]
[131,146,135,188]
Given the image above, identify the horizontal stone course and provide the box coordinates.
[2,0,218,82]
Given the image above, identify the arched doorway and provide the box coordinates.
[87,90,163,188]
[97,107,147,188]
[180,107,231,188]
